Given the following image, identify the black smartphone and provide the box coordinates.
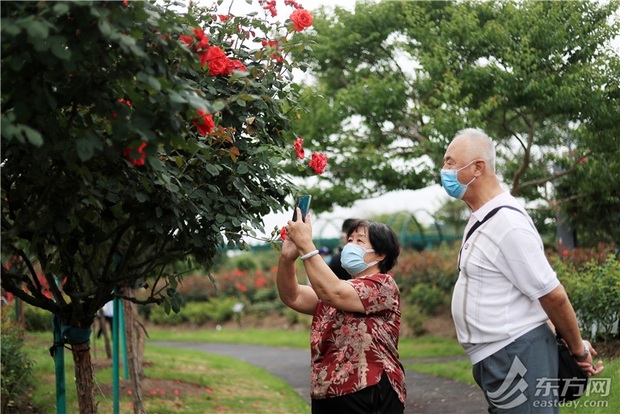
[292,195,312,222]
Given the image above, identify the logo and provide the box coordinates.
[487,357,528,409]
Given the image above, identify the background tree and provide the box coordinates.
[1,0,314,411]
[292,0,619,244]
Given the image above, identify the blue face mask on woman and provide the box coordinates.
[440,160,477,199]
[340,243,379,276]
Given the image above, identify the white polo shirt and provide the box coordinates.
[451,192,560,364]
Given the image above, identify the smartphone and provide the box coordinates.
[292,195,312,222]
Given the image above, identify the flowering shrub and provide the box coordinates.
[549,243,615,268]
[2,0,316,326]
[392,243,460,295]
[1,1,317,409]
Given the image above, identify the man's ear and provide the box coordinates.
[474,159,485,176]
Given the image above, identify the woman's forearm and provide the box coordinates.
[276,255,299,306]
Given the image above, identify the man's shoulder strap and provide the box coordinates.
[464,205,523,243]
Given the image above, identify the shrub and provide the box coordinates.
[401,303,428,337]
[1,310,35,412]
[24,302,52,332]
[407,283,446,316]
[552,253,620,339]
[147,304,186,326]
[392,243,460,295]
[176,273,216,302]
[248,300,284,316]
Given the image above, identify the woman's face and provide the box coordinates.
[347,227,373,250]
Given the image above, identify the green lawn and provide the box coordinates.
[22,327,618,413]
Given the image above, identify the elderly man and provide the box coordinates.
[441,128,604,413]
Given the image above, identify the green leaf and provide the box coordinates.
[53,3,70,16]
[75,133,103,161]
[98,19,112,37]
[23,126,43,147]
[237,162,249,174]
[206,164,221,176]
[51,39,71,61]
[1,19,21,36]
[25,19,49,39]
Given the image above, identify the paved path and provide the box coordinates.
[154,342,487,413]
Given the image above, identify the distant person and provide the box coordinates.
[97,300,114,338]
[328,218,358,280]
[278,215,406,413]
[442,128,604,412]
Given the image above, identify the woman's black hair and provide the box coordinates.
[346,219,400,273]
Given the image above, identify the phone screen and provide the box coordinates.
[292,195,312,222]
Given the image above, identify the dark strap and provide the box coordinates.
[459,205,523,271]
[464,205,522,243]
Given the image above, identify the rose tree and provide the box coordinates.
[1,0,314,411]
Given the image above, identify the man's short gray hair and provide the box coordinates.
[454,128,496,173]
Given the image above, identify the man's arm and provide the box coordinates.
[539,284,604,375]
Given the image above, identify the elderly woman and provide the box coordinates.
[278,211,406,414]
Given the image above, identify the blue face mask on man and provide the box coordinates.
[340,243,379,276]
[440,160,477,199]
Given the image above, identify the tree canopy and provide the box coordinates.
[293,0,619,243]
[1,0,314,326]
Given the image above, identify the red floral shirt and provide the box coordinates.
[309,273,406,405]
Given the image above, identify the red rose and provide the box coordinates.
[308,152,327,174]
[231,59,247,72]
[193,28,207,41]
[179,34,193,46]
[205,46,232,76]
[294,137,304,159]
[193,110,215,135]
[290,9,313,32]
[124,141,147,166]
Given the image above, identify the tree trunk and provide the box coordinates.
[123,288,146,414]
[71,342,96,414]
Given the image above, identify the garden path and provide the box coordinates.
[154,341,487,414]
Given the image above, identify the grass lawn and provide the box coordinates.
[22,327,619,413]
[24,331,310,413]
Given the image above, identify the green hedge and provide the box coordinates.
[553,254,620,338]
[1,311,35,412]
[147,297,240,326]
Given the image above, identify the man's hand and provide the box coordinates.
[577,340,605,376]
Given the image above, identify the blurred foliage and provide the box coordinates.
[1,310,35,412]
